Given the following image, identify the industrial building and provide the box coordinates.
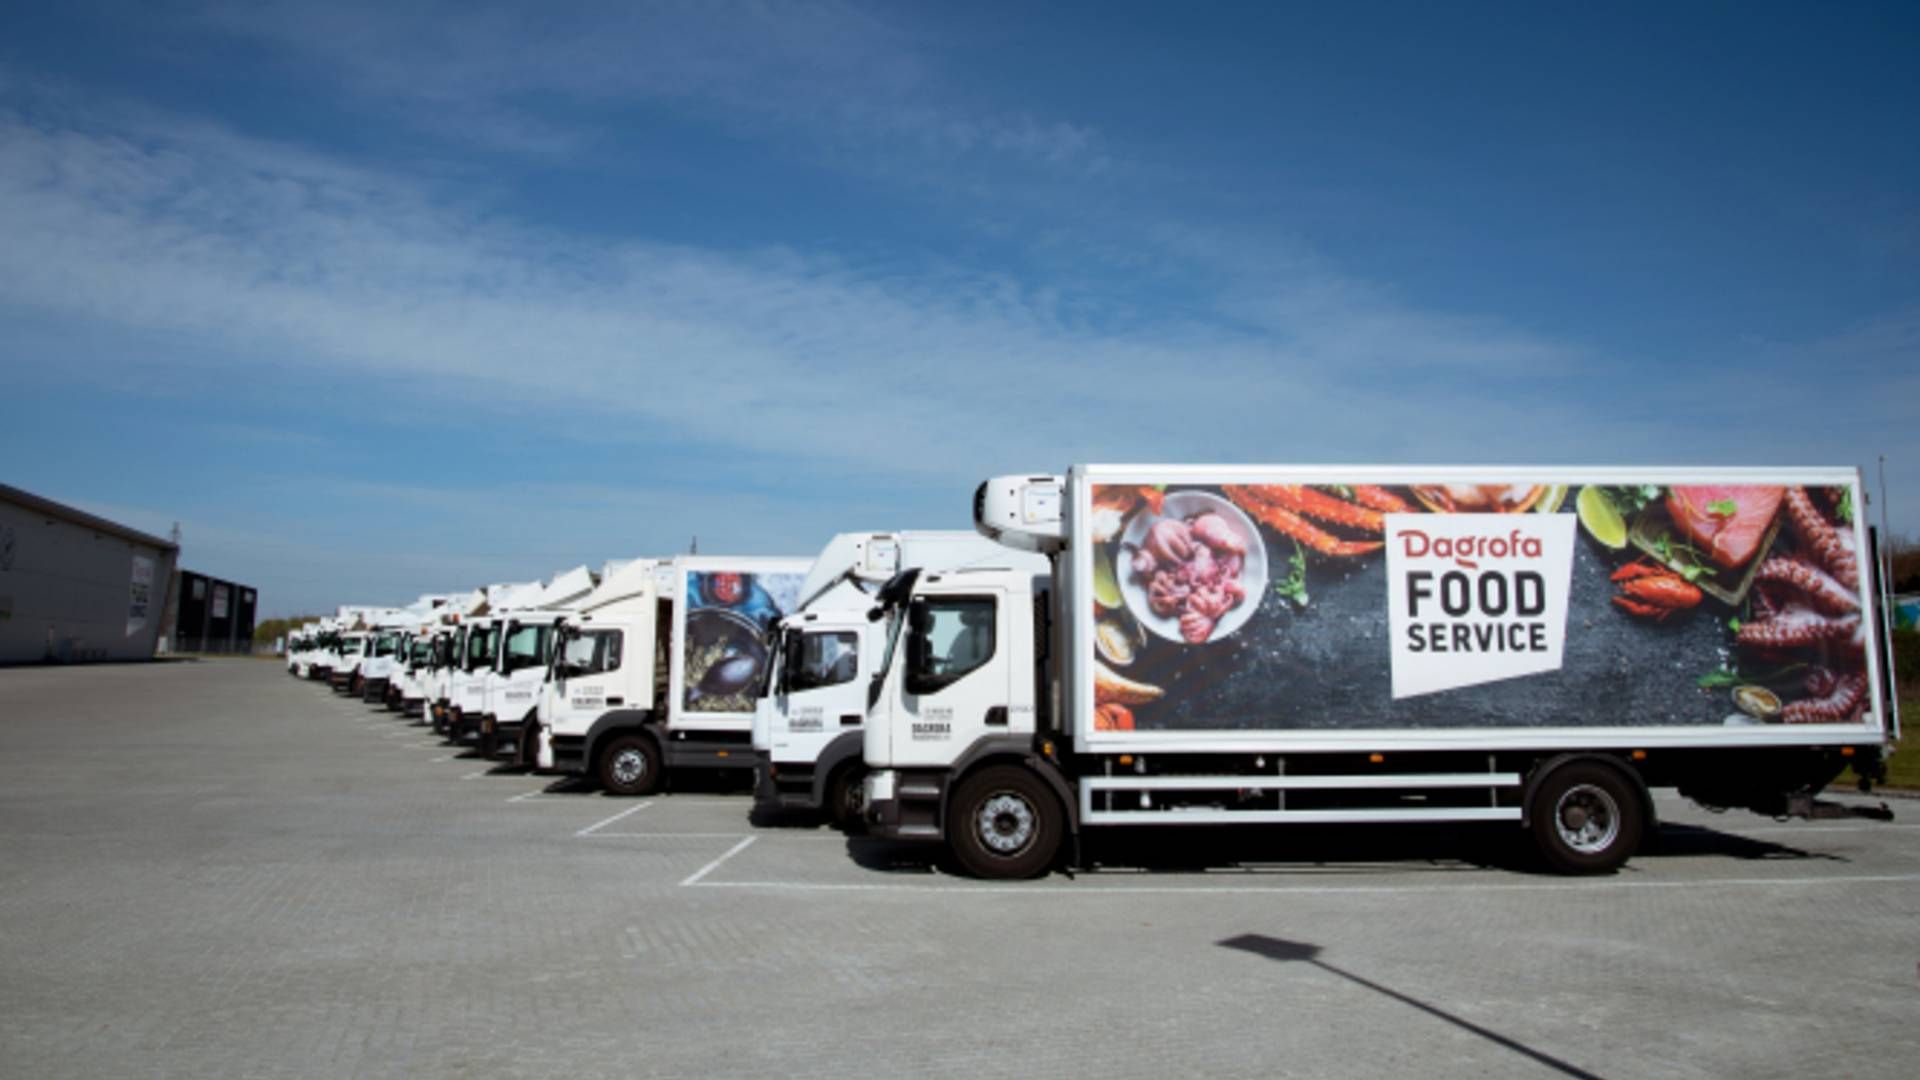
[0,484,180,664]
[168,570,259,654]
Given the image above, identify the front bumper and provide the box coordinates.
[361,677,389,704]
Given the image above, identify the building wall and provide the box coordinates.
[0,495,179,663]
[170,570,260,654]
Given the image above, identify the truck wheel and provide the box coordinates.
[1529,761,1643,874]
[598,734,662,796]
[826,764,868,834]
[947,765,1062,879]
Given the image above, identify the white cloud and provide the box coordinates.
[0,96,1626,484]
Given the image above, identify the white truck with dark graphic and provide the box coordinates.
[537,555,811,795]
[862,467,1898,878]
[752,531,1046,829]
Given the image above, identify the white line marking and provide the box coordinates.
[680,837,758,886]
[429,755,456,763]
[575,801,653,837]
[506,791,547,803]
[591,832,756,839]
[1692,823,1920,835]
[689,871,1920,896]
[461,770,492,780]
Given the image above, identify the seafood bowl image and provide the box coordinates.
[1117,490,1267,645]
[683,607,771,713]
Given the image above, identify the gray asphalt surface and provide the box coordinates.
[1,659,1915,1078]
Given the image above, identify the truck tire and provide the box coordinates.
[1529,761,1644,874]
[598,734,662,796]
[826,763,868,834]
[947,765,1062,879]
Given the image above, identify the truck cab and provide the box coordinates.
[356,629,403,704]
[474,568,597,759]
[537,555,811,795]
[445,618,500,742]
[861,564,1055,866]
[753,531,1042,829]
[328,632,371,694]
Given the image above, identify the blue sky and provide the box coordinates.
[2,1,1915,617]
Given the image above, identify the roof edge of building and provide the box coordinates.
[0,483,181,554]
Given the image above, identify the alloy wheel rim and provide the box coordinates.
[612,748,648,786]
[1554,783,1621,854]
[976,792,1036,855]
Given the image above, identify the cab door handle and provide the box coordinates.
[984,706,1007,727]
[607,697,624,706]
[840,713,861,727]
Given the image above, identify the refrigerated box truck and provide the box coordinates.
[862,467,1897,877]
[752,531,1048,828]
[539,555,813,794]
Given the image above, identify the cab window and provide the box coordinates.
[906,597,995,695]
[503,624,545,671]
[789,631,859,692]
[559,630,622,676]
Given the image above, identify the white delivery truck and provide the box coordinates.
[752,532,1048,829]
[327,631,371,694]
[474,566,598,759]
[863,467,1898,877]
[539,554,812,795]
[441,583,539,740]
[389,628,436,716]
[355,626,407,704]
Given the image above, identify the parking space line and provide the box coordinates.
[1694,823,1920,835]
[687,870,1920,896]
[575,801,654,837]
[680,837,757,886]
[593,832,752,839]
[429,755,456,763]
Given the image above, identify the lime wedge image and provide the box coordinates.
[1093,549,1124,609]
[1577,485,1628,549]
[1534,484,1568,514]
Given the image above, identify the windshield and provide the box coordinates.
[410,639,431,665]
[374,633,398,656]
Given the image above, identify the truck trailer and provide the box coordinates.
[862,467,1897,877]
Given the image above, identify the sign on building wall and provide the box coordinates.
[128,554,154,637]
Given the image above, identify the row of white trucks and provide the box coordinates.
[287,465,1901,877]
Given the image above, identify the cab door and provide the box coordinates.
[885,588,1013,769]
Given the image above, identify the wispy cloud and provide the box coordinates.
[0,92,1620,487]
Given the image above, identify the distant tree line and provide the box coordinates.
[254,615,325,647]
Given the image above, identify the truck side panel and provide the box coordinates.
[1071,466,1884,753]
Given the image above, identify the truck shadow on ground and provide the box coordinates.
[841,820,1840,878]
